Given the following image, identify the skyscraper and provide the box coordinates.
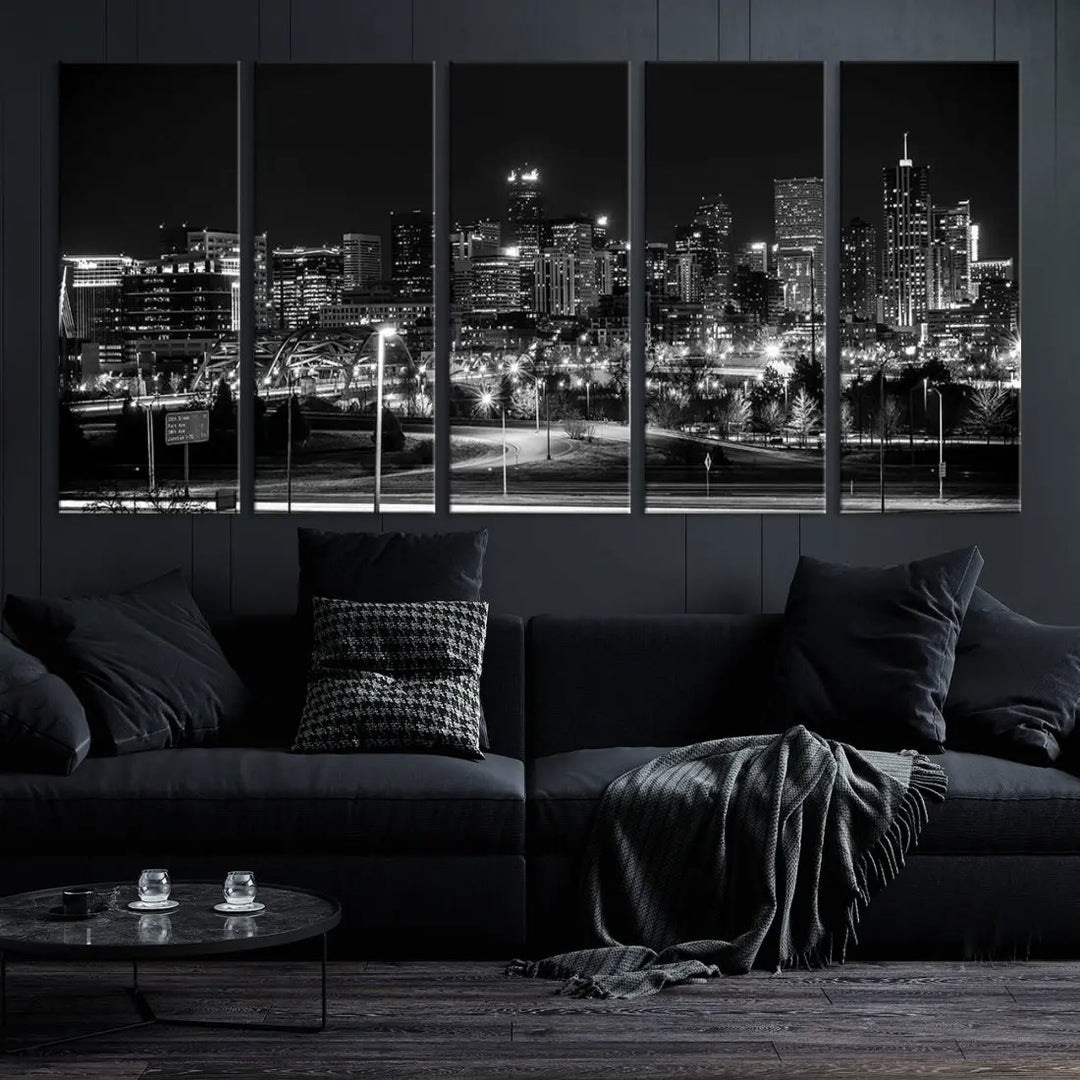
[840,217,878,323]
[689,196,733,305]
[505,166,544,255]
[881,134,931,329]
[470,252,524,314]
[160,225,270,330]
[535,250,577,316]
[930,201,972,308]
[774,178,824,314]
[271,246,344,328]
[342,233,383,290]
[391,209,434,300]
[546,218,597,314]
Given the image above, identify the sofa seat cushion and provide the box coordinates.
[921,751,1080,855]
[529,746,1080,859]
[0,747,524,857]
[528,747,672,855]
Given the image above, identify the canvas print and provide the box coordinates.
[449,64,629,512]
[252,64,434,511]
[59,65,239,512]
[644,63,825,513]
[840,63,1019,512]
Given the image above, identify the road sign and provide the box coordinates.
[164,409,210,446]
[704,452,713,472]
[938,462,947,478]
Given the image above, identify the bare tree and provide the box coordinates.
[788,388,821,448]
[962,385,1013,443]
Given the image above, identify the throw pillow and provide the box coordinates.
[4,570,251,756]
[768,547,984,752]
[297,528,488,609]
[0,634,91,775]
[296,527,490,747]
[945,588,1080,765]
[292,598,488,759]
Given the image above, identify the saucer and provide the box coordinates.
[127,899,179,912]
[213,901,265,914]
[47,903,108,921]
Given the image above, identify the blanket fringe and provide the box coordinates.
[788,753,948,970]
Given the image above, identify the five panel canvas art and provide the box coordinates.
[57,62,1020,515]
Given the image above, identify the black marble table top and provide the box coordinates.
[0,882,341,959]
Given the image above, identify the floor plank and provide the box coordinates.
[1,960,1080,1077]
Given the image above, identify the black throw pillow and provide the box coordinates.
[293,598,488,760]
[297,528,490,745]
[945,588,1080,765]
[0,634,91,775]
[768,547,984,752]
[4,571,250,756]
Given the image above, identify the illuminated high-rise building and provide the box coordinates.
[63,255,133,357]
[505,166,544,256]
[645,242,668,300]
[930,201,972,307]
[737,241,771,276]
[881,134,931,328]
[271,246,344,329]
[774,178,824,314]
[689,195,733,305]
[470,252,523,314]
[160,225,270,329]
[391,209,433,300]
[535,250,577,316]
[546,218,597,314]
[342,232,382,290]
[593,215,609,250]
[840,217,877,323]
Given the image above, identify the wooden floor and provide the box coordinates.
[3,960,1080,1078]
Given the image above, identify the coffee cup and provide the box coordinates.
[62,887,95,916]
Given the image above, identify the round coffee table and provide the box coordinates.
[0,880,341,1054]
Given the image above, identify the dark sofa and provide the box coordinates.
[2,611,1079,961]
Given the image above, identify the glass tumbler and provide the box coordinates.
[137,868,171,904]
[223,870,257,907]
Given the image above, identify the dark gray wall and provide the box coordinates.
[0,0,1075,620]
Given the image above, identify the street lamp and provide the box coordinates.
[507,358,541,433]
[926,379,945,501]
[372,325,397,514]
[479,388,508,498]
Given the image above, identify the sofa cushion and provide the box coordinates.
[768,548,984,752]
[945,588,1080,765]
[528,746,1080,859]
[527,615,783,758]
[0,747,524,857]
[5,571,250,756]
[212,612,525,759]
[920,751,1080,855]
[0,634,91,775]
[296,528,490,747]
[528,746,672,854]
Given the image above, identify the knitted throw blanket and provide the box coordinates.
[510,725,947,998]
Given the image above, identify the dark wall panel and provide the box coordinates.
[136,0,260,60]
[685,517,761,613]
[1,65,43,601]
[749,0,995,60]
[659,0,719,60]
[289,0,412,61]
[40,517,194,598]
[413,0,658,60]
[258,0,291,61]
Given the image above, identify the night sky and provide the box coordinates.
[60,65,237,257]
[255,64,432,269]
[842,63,1019,276]
[451,64,628,237]
[646,64,823,250]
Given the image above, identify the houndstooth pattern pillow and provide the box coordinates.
[293,599,488,758]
